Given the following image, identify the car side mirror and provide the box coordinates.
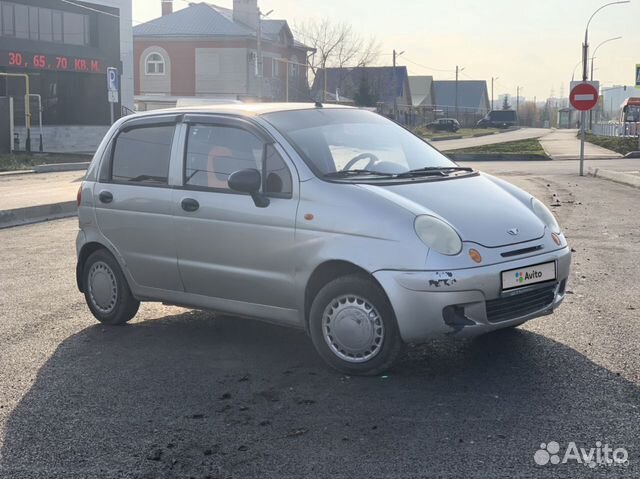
[228,168,270,208]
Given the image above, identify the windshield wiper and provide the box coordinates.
[324,169,392,179]
[408,166,474,174]
[392,166,474,178]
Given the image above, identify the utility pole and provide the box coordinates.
[322,61,327,103]
[393,49,404,121]
[257,8,262,101]
[491,76,498,111]
[516,86,520,124]
[455,66,459,120]
[455,66,464,121]
[256,8,274,101]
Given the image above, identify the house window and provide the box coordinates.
[13,3,27,38]
[1,2,14,36]
[272,58,279,77]
[62,11,85,45]
[146,53,166,75]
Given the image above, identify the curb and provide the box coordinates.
[0,201,77,229]
[588,168,640,189]
[430,135,463,142]
[472,132,496,138]
[0,169,35,176]
[34,162,90,173]
[448,153,550,162]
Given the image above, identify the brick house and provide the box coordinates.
[133,0,313,110]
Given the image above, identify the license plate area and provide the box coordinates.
[501,261,556,291]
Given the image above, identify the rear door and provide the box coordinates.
[94,115,183,292]
[173,115,299,311]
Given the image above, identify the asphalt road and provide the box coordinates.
[1,164,639,478]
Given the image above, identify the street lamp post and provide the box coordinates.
[589,36,623,129]
[578,0,630,176]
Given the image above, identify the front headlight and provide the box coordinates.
[414,215,462,256]
[531,198,561,234]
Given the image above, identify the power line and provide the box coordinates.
[401,56,455,73]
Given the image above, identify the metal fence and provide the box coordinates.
[592,122,640,138]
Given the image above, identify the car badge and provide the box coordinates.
[508,228,520,236]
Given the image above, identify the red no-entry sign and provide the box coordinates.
[570,81,600,111]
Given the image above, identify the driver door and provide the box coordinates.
[173,115,300,316]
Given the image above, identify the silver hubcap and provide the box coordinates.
[322,295,384,363]
[88,261,118,314]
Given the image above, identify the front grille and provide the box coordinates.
[501,245,544,258]
[486,284,556,323]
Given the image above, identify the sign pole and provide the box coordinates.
[579,111,586,176]
[106,67,119,125]
[570,80,599,177]
[579,41,588,177]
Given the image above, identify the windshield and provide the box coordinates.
[262,109,456,177]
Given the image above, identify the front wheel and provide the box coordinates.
[83,249,140,325]
[309,275,404,376]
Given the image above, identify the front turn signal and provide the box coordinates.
[469,248,482,264]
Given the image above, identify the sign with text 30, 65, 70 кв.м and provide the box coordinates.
[0,50,103,73]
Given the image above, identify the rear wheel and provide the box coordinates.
[309,275,403,376]
[83,249,139,325]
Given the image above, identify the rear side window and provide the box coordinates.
[112,125,175,185]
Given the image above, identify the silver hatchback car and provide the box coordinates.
[77,103,571,375]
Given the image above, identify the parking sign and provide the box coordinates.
[107,67,119,103]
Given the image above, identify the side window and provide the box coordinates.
[184,125,262,190]
[112,125,175,185]
[264,145,292,197]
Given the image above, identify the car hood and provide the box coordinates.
[357,173,545,247]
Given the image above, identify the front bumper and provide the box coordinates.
[374,246,571,343]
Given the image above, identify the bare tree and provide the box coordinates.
[293,19,381,100]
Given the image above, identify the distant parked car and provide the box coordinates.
[426,118,460,132]
[477,110,518,129]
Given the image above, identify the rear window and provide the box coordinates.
[112,125,175,185]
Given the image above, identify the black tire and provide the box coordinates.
[82,249,139,325]
[309,274,404,376]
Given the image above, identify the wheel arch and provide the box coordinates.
[303,260,389,333]
[76,241,120,292]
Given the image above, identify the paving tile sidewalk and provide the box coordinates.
[0,171,82,228]
[434,127,551,151]
[539,129,622,160]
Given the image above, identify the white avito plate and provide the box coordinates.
[502,261,556,291]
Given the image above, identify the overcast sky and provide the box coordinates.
[133,0,639,101]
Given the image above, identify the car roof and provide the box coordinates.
[127,102,354,120]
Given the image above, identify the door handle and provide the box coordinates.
[98,190,113,204]
[181,198,200,212]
